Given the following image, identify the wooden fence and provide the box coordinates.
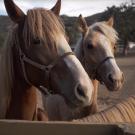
[0,120,134,135]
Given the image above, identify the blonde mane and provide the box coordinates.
[91,21,118,44]
[0,8,65,118]
[77,96,135,123]
[0,27,16,118]
[23,8,65,51]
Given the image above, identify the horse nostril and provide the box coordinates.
[76,84,86,98]
[108,74,114,83]
[121,72,124,83]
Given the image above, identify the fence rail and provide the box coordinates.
[0,120,134,135]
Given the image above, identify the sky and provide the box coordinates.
[0,0,129,17]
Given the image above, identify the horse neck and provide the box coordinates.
[6,78,37,120]
[6,47,37,120]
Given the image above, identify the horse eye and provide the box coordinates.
[87,43,93,49]
[114,45,117,50]
[33,38,40,45]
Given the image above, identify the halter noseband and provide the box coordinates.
[18,45,74,95]
[84,56,114,84]
[86,56,114,84]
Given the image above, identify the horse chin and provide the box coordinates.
[99,76,123,92]
[105,82,123,92]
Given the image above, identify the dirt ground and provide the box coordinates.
[98,53,135,110]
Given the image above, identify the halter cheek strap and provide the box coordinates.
[85,56,114,84]
[16,24,75,95]
[92,56,114,84]
[18,46,74,95]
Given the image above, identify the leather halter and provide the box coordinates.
[90,56,114,83]
[81,40,114,84]
[17,43,74,95]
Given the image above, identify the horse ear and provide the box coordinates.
[51,0,61,16]
[4,0,25,23]
[78,14,88,34]
[106,16,114,27]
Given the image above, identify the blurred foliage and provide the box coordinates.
[62,1,135,48]
[61,15,79,46]
[103,1,135,46]
[0,1,135,50]
[61,12,103,46]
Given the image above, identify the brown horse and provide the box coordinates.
[0,0,94,120]
[37,15,124,121]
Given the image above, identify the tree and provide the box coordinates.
[103,3,135,55]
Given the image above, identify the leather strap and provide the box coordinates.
[18,45,74,95]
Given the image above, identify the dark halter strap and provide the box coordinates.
[91,56,114,83]
[84,55,114,84]
[17,44,74,96]
[81,40,114,83]
[16,22,75,96]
